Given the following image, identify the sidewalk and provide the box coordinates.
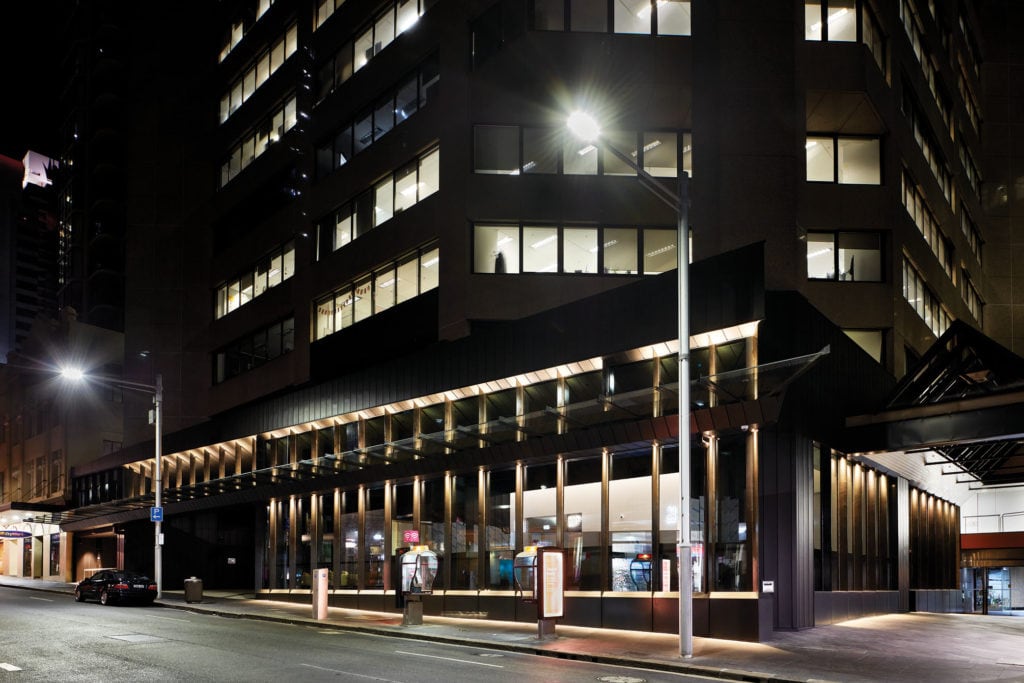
[4,576,1024,683]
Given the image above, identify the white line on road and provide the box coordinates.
[300,663,402,681]
[0,663,22,672]
[393,650,505,668]
[28,596,53,602]
[150,614,192,623]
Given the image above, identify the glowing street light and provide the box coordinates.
[61,367,164,598]
[567,110,693,658]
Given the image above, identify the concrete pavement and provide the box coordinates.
[4,575,1024,682]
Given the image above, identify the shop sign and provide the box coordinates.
[0,530,31,539]
[538,547,564,619]
[402,530,420,544]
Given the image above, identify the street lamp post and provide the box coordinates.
[567,111,692,658]
[61,368,164,598]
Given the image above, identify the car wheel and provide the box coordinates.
[74,588,85,602]
[100,590,110,606]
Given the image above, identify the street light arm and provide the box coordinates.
[599,141,682,212]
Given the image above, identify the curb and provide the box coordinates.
[154,600,807,683]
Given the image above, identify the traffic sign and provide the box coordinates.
[150,506,164,522]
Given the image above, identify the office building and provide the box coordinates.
[9,0,1024,640]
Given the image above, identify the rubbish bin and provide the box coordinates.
[184,576,203,604]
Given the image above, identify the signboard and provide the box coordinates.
[661,558,672,591]
[402,529,420,544]
[150,507,164,523]
[538,547,564,619]
[0,530,31,539]
[762,580,775,594]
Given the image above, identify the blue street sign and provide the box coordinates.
[150,507,164,522]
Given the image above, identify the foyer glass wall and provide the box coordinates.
[254,338,758,595]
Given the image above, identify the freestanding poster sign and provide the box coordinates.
[536,547,564,637]
[312,568,329,619]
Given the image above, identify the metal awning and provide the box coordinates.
[53,349,828,531]
[847,321,1024,486]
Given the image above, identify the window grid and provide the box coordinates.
[473,223,679,276]
[473,125,692,178]
[216,241,296,319]
[220,96,298,187]
[219,0,275,63]
[314,244,439,341]
[220,25,297,123]
[902,89,954,206]
[960,208,982,265]
[806,231,883,282]
[902,256,951,338]
[531,0,692,36]
[316,56,439,175]
[315,0,434,95]
[316,147,439,260]
[960,269,983,325]
[901,171,954,283]
[214,317,295,384]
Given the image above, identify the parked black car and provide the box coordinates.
[74,570,157,606]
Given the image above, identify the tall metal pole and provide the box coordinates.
[154,373,163,598]
[566,112,692,656]
[677,173,692,658]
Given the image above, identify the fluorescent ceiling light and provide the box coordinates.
[497,235,513,246]
[578,144,597,156]
[531,234,557,249]
[422,257,439,268]
[806,248,832,258]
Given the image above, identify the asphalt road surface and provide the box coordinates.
[0,587,716,682]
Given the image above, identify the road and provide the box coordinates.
[0,586,716,682]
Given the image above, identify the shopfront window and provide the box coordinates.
[524,463,558,547]
[319,492,335,580]
[452,473,480,588]
[339,491,358,588]
[486,468,516,589]
[420,478,446,557]
[297,497,312,587]
[392,482,415,555]
[714,435,750,591]
[610,451,653,591]
[365,487,385,588]
[564,456,602,590]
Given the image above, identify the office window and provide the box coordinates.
[317,147,440,258]
[314,246,439,340]
[643,132,677,178]
[475,125,520,174]
[643,229,677,274]
[604,228,639,274]
[522,128,559,174]
[475,126,690,178]
[806,135,880,185]
[216,241,296,318]
[533,0,564,30]
[523,226,558,273]
[563,228,598,273]
[214,317,295,383]
[807,232,882,281]
[475,225,521,273]
[532,0,688,35]
[615,0,651,34]
[564,134,598,175]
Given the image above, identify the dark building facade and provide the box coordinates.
[20,0,1024,642]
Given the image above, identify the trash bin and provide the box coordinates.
[184,576,203,603]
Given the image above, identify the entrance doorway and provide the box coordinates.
[963,567,1021,615]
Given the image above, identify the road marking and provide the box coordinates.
[28,596,53,602]
[300,663,401,681]
[394,650,505,668]
[0,663,22,672]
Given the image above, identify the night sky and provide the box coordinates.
[0,1,61,160]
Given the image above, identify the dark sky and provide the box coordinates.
[0,1,61,160]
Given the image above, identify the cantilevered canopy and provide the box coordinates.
[847,321,1024,486]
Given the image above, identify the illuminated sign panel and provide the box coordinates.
[22,151,57,189]
[539,548,564,619]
